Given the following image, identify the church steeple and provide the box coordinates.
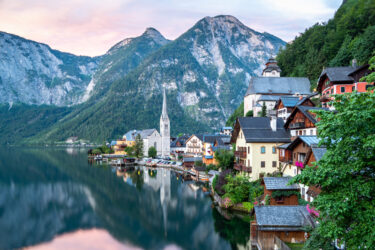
[161,88,169,120]
[160,88,170,157]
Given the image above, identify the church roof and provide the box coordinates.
[245,77,311,96]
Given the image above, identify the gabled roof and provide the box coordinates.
[203,135,230,144]
[123,129,159,141]
[255,206,313,230]
[170,134,190,148]
[284,106,328,129]
[320,66,357,82]
[311,146,327,162]
[263,177,299,190]
[257,95,282,102]
[186,134,205,144]
[232,117,291,143]
[245,77,311,96]
[139,129,158,139]
[287,136,320,150]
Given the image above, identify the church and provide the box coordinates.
[244,58,312,117]
[122,88,170,157]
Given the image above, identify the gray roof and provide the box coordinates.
[299,136,320,146]
[263,177,300,190]
[238,117,291,143]
[245,77,311,96]
[320,66,358,82]
[258,95,282,102]
[279,96,300,107]
[255,206,313,230]
[139,129,158,139]
[170,134,190,148]
[183,157,202,162]
[296,106,328,124]
[277,143,290,149]
[311,146,327,162]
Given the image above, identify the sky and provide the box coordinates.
[0,0,342,57]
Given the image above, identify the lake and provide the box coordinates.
[0,147,250,250]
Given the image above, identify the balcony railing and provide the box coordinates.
[289,122,305,129]
[234,151,247,158]
[234,164,252,173]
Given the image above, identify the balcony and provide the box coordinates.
[234,151,247,158]
[234,164,252,173]
[289,122,305,129]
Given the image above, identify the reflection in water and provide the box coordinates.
[0,148,249,250]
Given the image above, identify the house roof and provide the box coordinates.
[263,177,300,190]
[245,77,311,96]
[222,126,233,130]
[258,95,282,102]
[138,129,158,139]
[170,134,190,148]
[311,146,327,162]
[203,135,230,144]
[123,129,159,141]
[277,143,290,149]
[254,206,313,230]
[278,96,300,107]
[183,157,202,163]
[320,66,357,82]
[287,136,320,150]
[236,117,291,143]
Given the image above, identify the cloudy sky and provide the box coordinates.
[0,0,342,56]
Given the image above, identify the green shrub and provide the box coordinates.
[242,202,254,212]
[265,194,270,205]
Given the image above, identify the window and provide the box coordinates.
[272,147,276,154]
[352,86,355,92]
[331,88,334,94]
[248,159,250,167]
[261,161,265,168]
[341,86,345,93]
[303,130,306,135]
[310,129,313,135]
[280,149,285,157]
[248,147,250,154]
[261,146,266,154]
[272,161,277,168]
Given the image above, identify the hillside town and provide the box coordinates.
[89,57,374,249]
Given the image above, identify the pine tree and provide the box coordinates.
[134,134,144,158]
[260,102,267,117]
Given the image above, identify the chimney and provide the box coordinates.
[269,110,277,132]
[352,59,357,68]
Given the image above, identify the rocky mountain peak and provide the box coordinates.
[142,27,169,45]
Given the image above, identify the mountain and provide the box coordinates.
[0,32,100,106]
[277,0,375,86]
[81,27,170,102]
[31,15,285,143]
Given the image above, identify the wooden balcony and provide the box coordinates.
[234,150,247,158]
[234,164,252,173]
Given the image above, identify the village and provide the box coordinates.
[89,57,374,250]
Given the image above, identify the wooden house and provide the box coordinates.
[284,106,328,139]
[262,177,300,206]
[251,206,314,249]
[317,61,373,107]
[182,157,202,168]
[275,96,315,122]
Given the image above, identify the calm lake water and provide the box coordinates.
[0,147,250,250]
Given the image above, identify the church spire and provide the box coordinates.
[161,88,168,119]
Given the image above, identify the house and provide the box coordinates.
[202,135,231,165]
[170,134,190,155]
[278,136,325,202]
[262,177,300,206]
[113,139,127,155]
[284,106,328,139]
[66,136,78,144]
[317,60,373,107]
[251,206,314,249]
[230,113,291,181]
[220,126,233,136]
[182,157,202,168]
[303,146,327,202]
[123,129,162,156]
[275,96,315,122]
[244,58,311,117]
[185,134,204,156]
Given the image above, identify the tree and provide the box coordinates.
[260,102,267,117]
[291,90,375,248]
[214,149,234,170]
[125,146,135,156]
[226,102,244,127]
[245,110,253,117]
[134,134,144,158]
[148,146,157,158]
[361,51,375,83]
